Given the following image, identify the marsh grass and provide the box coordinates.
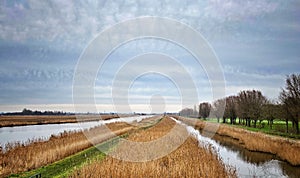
[71,117,236,178]
[0,115,120,127]
[175,116,300,166]
[0,122,134,177]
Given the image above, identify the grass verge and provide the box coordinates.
[204,118,300,139]
[8,134,128,178]
[6,116,162,178]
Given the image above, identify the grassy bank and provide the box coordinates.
[205,118,300,139]
[9,142,105,178]
[0,122,134,177]
[71,117,236,178]
[175,116,300,166]
[8,134,130,178]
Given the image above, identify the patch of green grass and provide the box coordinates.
[243,126,300,139]
[8,117,163,178]
[141,118,163,130]
[205,118,300,139]
[8,135,127,178]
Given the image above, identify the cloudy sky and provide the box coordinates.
[0,0,299,113]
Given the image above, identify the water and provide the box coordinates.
[1,116,299,177]
[0,115,151,147]
[212,134,300,178]
[171,117,300,178]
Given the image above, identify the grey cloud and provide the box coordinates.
[0,0,282,45]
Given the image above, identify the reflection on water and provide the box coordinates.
[213,134,276,164]
[211,134,300,178]
[171,117,300,177]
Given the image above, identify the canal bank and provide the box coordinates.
[173,116,300,177]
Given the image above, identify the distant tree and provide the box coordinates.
[199,102,211,120]
[237,90,268,128]
[193,104,198,116]
[212,98,226,123]
[261,102,283,130]
[179,108,194,117]
[279,74,300,134]
[224,96,238,124]
[22,108,33,115]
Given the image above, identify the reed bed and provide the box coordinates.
[71,117,236,178]
[0,114,120,127]
[175,116,300,166]
[0,122,134,177]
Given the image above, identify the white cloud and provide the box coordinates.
[0,0,297,112]
[0,103,182,113]
[0,0,284,47]
[204,0,279,22]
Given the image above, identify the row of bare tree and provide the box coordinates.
[182,74,300,134]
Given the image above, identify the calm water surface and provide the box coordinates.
[0,115,150,147]
[172,117,300,178]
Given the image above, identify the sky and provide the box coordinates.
[0,0,299,113]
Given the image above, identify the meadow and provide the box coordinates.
[205,118,300,139]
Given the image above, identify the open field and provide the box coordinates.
[0,121,135,177]
[0,114,121,127]
[205,118,300,139]
[174,116,300,166]
[71,117,236,178]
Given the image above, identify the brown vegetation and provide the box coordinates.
[0,114,120,127]
[175,116,300,166]
[70,117,236,178]
[0,122,134,177]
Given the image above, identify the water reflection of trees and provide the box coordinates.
[212,134,300,178]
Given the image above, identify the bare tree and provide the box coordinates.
[279,74,300,134]
[193,104,198,117]
[237,90,267,128]
[224,96,238,124]
[199,102,211,120]
[262,102,283,130]
[212,98,226,123]
[179,108,194,117]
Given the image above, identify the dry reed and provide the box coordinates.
[0,122,134,177]
[0,114,120,127]
[175,116,300,166]
[70,117,236,178]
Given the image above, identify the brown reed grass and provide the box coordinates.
[175,116,300,166]
[0,114,120,127]
[0,122,134,177]
[70,117,236,178]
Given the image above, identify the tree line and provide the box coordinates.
[2,108,71,116]
[180,74,300,134]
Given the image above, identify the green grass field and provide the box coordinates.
[203,118,300,139]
